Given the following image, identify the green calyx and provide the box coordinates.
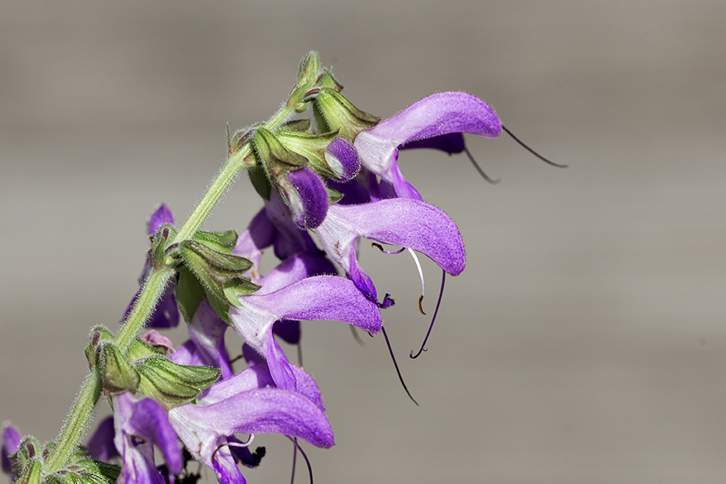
[89,334,219,408]
[11,438,119,484]
[288,51,322,112]
[135,356,220,409]
[172,229,259,323]
[309,88,379,140]
[275,129,341,180]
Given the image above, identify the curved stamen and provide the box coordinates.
[290,438,298,484]
[381,326,420,406]
[406,248,426,315]
[371,243,426,314]
[350,326,366,346]
[463,146,501,184]
[371,242,406,255]
[410,269,446,359]
[286,437,314,484]
[501,125,568,168]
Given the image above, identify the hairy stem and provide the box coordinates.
[44,103,295,474]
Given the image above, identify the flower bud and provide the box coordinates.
[85,325,113,370]
[308,88,379,140]
[277,167,329,229]
[324,136,360,181]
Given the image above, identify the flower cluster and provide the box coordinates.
[1,52,558,483]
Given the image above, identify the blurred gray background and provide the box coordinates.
[2,0,726,482]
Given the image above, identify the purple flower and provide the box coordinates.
[313,198,465,304]
[122,204,180,329]
[1,423,20,476]
[169,365,334,483]
[86,416,118,462]
[325,136,360,181]
[229,273,381,396]
[279,167,329,229]
[113,394,182,483]
[353,91,501,199]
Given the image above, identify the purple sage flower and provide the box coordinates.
[1,423,20,476]
[325,136,360,181]
[279,167,329,229]
[169,365,334,483]
[313,198,465,304]
[86,416,118,462]
[122,204,180,329]
[113,394,183,483]
[353,91,501,199]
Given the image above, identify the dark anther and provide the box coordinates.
[130,435,147,446]
[381,326,420,406]
[501,125,568,168]
[463,146,500,184]
[371,242,406,255]
[410,270,447,360]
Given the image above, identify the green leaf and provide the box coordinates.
[176,266,205,323]
[280,119,311,132]
[181,240,252,273]
[135,356,220,408]
[327,186,344,204]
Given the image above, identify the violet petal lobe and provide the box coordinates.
[128,398,183,476]
[284,167,329,229]
[325,136,361,181]
[229,275,382,350]
[147,203,175,236]
[1,423,20,475]
[189,301,234,379]
[354,91,501,176]
[86,416,118,462]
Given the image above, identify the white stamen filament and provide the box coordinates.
[406,248,426,314]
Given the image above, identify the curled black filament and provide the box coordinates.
[286,437,314,484]
[502,125,568,168]
[463,146,500,184]
[381,326,420,406]
[410,270,446,359]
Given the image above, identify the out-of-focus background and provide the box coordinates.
[2,0,726,482]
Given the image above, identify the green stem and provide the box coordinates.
[44,103,295,474]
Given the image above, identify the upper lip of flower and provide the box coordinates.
[312,197,466,304]
[353,91,501,179]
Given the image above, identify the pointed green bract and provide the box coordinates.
[135,356,220,408]
[276,129,340,179]
[178,237,259,322]
[175,266,206,323]
[97,343,140,394]
[311,87,380,139]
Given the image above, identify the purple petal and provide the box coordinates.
[317,199,465,278]
[147,204,175,236]
[169,387,335,463]
[86,417,118,462]
[127,399,183,476]
[401,132,466,154]
[264,192,320,259]
[1,423,20,475]
[234,207,276,279]
[170,340,206,367]
[272,319,301,345]
[230,275,382,350]
[200,365,274,406]
[140,330,174,355]
[212,445,247,483]
[113,395,167,484]
[325,136,361,181]
[354,91,501,177]
[259,254,337,295]
[189,301,234,379]
[283,167,329,229]
[261,331,325,410]
[124,282,179,329]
